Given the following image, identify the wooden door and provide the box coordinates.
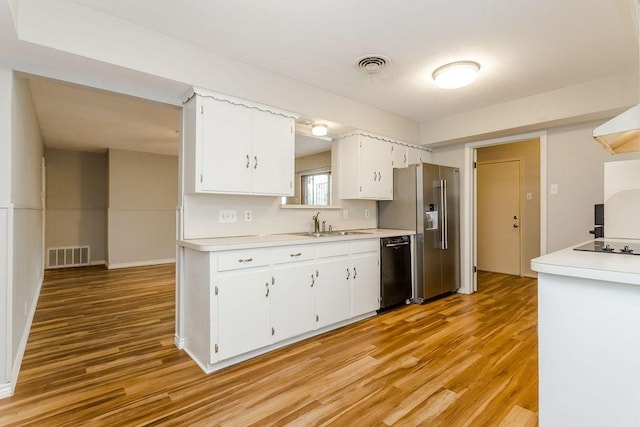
[477,160,521,275]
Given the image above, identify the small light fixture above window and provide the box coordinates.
[432,61,480,89]
[311,123,328,137]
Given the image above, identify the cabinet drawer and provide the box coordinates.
[272,245,315,264]
[217,249,270,271]
[316,242,350,258]
[351,239,380,254]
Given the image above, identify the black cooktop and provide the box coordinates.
[573,240,640,256]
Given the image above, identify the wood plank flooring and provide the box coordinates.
[0,266,538,426]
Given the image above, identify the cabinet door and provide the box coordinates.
[201,98,253,193]
[271,262,316,342]
[252,112,295,195]
[351,252,381,316]
[316,256,352,328]
[215,269,271,362]
[392,144,408,169]
[407,146,428,165]
[358,135,380,199]
[377,140,394,200]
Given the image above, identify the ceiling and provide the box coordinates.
[14,0,640,155]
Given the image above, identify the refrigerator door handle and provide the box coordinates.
[441,179,448,249]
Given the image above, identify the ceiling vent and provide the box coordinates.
[355,55,390,74]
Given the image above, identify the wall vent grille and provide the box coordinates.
[47,246,90,269]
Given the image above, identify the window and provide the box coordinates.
[301,172,331,206]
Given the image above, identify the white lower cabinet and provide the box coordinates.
[351,252,381,316]
[351,240,381,316]
[214,268,271,362]
[183,238,383,373]
[271,261,317,342]
[315,249,352,328]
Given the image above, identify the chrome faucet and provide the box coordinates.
[312,212,321,233]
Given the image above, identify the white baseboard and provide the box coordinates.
[5,274,43,400]
[107,258,175,270]
[0,382,12,399]
[174,334,184,350]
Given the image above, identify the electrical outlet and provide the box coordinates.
[550,184,559,195]
[364,209,370,219]
[244,210,252,222]
[219,209,237,223]
[343,209,349,220]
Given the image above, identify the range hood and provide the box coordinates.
[593,104,640,154]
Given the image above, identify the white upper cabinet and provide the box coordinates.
[407,145,430,165]
[392,144,408,168]
[338,133,394,200]
[183,88,297,196]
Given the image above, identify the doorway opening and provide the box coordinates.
[463,132,547,293]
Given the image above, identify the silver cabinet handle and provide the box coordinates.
[290,252,302,257]
[311,274,315,287]
[404,153,407,163]
[316,269,319,277]
[353,267,357,279]
[246,154,250,168]
[378,171,381,181]
[373,170,377,181]
[238,258,253,263]
[254,156,258,169]
[265,282,269,297]
[346,268,350,280]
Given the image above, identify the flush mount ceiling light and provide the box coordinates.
[311,123,328,137]
[432,61,481,89]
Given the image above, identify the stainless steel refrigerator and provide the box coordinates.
[378,163,460,302]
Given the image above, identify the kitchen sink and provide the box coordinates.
[288,230,372,238]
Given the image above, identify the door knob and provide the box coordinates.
[513,224,519,228]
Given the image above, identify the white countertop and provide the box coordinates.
[179,228,415,252]
[531,238,640,286]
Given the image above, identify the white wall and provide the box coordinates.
[0,67,12,393]
[2,73,44,397]
[108,149,178,268]
[184,194,377,239]
[421,74,638,146]
[546,120,640,251]
[45,148,107,265]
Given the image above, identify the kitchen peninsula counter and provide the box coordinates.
[532,239,640,426]
[531,238,640,285]
[179,228,414,252]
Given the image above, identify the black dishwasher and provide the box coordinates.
[379,236,412,311]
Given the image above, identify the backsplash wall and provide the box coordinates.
[183,194,377,239]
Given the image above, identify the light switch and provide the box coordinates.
[550,184,559,195]
[219,209,237,223]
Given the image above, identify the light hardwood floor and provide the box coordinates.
[0,265,538,426]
